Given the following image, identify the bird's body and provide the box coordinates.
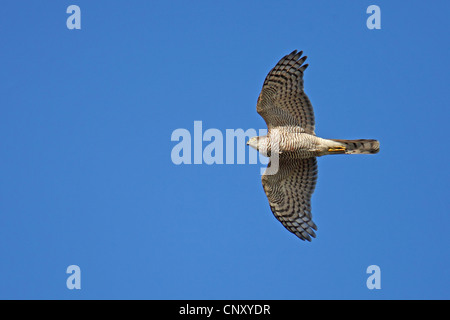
[249,130,334,158]
[248,50,379,241]
[249,130,379,158]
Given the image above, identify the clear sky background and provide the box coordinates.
[0,1,449,299]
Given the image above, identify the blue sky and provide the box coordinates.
[0,1,449,299]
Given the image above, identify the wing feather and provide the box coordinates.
[261,157,318,241]
[257,50,315,134]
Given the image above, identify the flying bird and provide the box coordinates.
[247,50,379,241]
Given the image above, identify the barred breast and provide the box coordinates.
[269,128,322,159]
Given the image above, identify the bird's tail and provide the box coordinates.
[327,139,380,155]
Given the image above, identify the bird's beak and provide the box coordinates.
[246,141,249,145]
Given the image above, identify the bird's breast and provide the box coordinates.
[268,131,320,159]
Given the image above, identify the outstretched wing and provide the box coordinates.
[261,156,318,241]
[257,50,315,134]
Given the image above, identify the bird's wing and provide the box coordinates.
[261,156,318,241]
[256,50,315,134]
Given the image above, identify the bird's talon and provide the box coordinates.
[328,146,346,152]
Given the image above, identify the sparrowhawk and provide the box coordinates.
[247,50,380,241]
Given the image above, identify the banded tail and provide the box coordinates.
[328,139,380,155]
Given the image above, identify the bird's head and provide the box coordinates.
[247,136,260,150]
[247,135,270,156]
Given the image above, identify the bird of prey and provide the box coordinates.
[247,50,379,241]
